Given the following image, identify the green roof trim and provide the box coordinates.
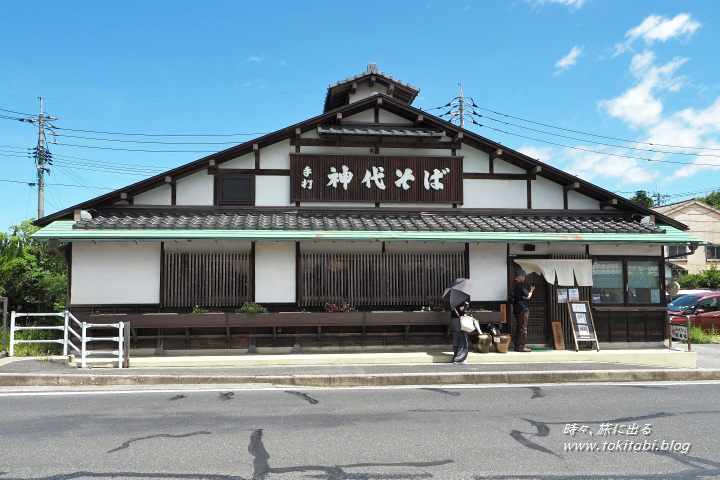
[33,220,702,245]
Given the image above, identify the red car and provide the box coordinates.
[669,292,720,332]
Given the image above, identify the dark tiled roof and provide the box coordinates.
[74,210,665,234]
[318,125,445,138]
[329,66,419,92]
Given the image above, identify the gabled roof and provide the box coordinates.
[654,199,720,217]
[323,63,419,112]
[33,92,689,231]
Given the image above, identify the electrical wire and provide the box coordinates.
[51,132,248,145]
[469,104,720,152]
[50,125,269,138]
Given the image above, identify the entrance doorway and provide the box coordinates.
[526,272,549,344]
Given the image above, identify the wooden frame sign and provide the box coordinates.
[566,301,600,352]
[290,154,463,203]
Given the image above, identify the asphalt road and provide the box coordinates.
[0,382,719,479]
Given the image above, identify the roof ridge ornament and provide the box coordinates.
[366,63,378,74]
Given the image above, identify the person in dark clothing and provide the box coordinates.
[512,270,535,352]
[450,300,470,364]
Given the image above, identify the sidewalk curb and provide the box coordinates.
[2,369,720,387]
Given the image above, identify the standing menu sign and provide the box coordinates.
[566,301,600,352]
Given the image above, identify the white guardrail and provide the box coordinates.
[9,311,129,368]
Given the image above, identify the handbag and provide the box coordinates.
[455,309,476,333]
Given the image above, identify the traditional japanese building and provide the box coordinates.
[33,64,701,350]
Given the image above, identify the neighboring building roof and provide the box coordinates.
[654,199,720,217]
[33,208,702,245]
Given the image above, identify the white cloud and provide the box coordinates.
[555,45,583,73]
[614,13,700,56]
[247,56,262,62]
[278,59,287,67]
[530,0,587,9]
[599,51,687,127]
[517,145,556,162]
[560,147,659,185]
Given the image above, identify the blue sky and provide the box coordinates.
[1,0,719,231]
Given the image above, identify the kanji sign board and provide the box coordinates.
[290,154,463,203]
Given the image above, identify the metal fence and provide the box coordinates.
[10,311,129,368]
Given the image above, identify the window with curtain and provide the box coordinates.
[591,259,662,305]
[591,260,624,304]
[706,245,720,261]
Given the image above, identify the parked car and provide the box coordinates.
[669,292,720,332]
[667,291,714,313]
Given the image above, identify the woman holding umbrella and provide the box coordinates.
[450,300,471,364]
[443,278,479,365]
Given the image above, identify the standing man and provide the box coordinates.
[512,270,535,353]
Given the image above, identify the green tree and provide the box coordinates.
[677,264,720,290]
[630,190,654,208]
[0,220,67,312]
[697,190,720,209]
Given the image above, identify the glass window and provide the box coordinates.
[592,260,624,304]
[668,245,688,259]
[628,260,661,304]
[706,245,720,261]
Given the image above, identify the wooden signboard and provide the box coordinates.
[566,301,600,352]
[551,321,565,350]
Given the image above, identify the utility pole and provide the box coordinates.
[21,96,57,219]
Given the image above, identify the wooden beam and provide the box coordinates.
[369,75,376,87]
[207,159,217,173]
[463,173,534,180]
[563,182,581,192]
[253,144,260,170]
[120,192,133,204]
[164,175,174,184]
[73,209,82,222]
[335,112,343,123]
[414,114,424,126]
[295,128,301,139]
[489,149,503,161]
[452,132,463,143]
[528,166,542,175]
[600,198,619,209]
[387,84,395,96]
[350,82,357,94]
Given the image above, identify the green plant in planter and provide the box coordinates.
[421,301,445,312]
[191,305,208,314]
[235,302,268,314]
[323,301,357,313]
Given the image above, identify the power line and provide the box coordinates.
[50,132,248,145]
[50,125,269,137]
[469,104,720,152]
[0,177,113,189]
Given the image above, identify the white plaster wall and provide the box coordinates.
[531,176,565,209]
[379,203,450,209]
[378,110,412,124]
[589,245,663,256]
[462,146,490,173]
[219,152,254,169]
[347,85,384,104]
[255,242,296,303]
[256,176,292,206]
[133,184,172,206]
[343,110,375,124]
[385,242,464,253]
[509,243,587,255]
[300,201,376,208]
[71,242,161,305]
[259,140,291,169]
[567,190,600,210]
[462,179,527,208]
[175,171,214,205]
[493,160,526,174]
[301,241,382,253]
[164,241,252,253]
[469,243,507,301]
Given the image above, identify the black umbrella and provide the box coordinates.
[442,278,473,310]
